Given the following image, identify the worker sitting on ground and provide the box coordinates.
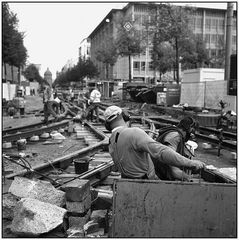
[104,106,205,180]
[154,116,198,181]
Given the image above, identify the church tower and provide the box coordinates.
[44,67,52,87]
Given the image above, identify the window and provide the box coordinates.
[149,62,154,71]
[211,34,217,44]
[217,34,224,45]
[196,18,203,29]
[141,62,145,71]
[210,49,217,57]
[233,19,237,31]
[205,34,210,44]
[218,19,224,30]
[211,19,217,30]
[205,18,211,30]
[133,61,140,71]
[232,36,237,45]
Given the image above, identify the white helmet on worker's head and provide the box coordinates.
[104,105,122,123]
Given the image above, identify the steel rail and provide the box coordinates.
[3,120,71,142]
[3,118,57,136]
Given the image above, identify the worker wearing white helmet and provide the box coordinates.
[104,105,205,180]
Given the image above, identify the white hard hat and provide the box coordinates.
[104,106,122,122]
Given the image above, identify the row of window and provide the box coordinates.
[133,61,154,71]
[205,34,237,45]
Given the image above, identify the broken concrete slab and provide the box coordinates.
[11,198,67,237]
[61,179,90,202]
[8,176,65,207]
[3,193,19,220]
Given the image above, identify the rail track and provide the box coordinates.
[2,103,236,194]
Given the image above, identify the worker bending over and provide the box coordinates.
[104,106,205,180]
[155,116,198,181]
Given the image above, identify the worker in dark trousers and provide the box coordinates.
[43,85,60,123]
[154,116,198,181]
[103,106,205,180]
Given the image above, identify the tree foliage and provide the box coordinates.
[95,36,118,79]
[149,4,209,82]
[114,15,144,81]
[22,64,47,85]
[2,3,28,67]
[53,58,98,87]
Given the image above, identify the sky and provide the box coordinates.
[7,1,234,80]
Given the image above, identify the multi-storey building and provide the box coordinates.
[88,2,237,83]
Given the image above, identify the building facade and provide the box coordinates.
[79,38,91,60]
[88,3,237,83]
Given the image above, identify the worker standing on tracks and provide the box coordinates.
[87,86,101,123]
[154,116,198,181]
[104,106,205,180]
[43,85,60,123]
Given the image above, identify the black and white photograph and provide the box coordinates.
[2,1,237,238]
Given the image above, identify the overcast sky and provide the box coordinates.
[8,1,235,79]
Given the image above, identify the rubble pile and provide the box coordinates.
[3,176,113,237]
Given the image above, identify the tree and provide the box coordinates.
[22,64,47,85]
[152,41,175,81]
[2,3,28,68]
[115,16,144,82]
[95,36,118,80]
[53,58,98,87]
[149,4,204,83]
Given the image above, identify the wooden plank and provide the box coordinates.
[112,179,236,238]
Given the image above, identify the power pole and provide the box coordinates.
[224,3,233,82]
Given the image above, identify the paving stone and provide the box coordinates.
[3,193,19,220]
[66,194,91,214]
[61,179,90,202]
[68,209,91,229]
[11,198,67,237]
[8,176,65,207]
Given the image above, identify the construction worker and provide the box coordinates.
[104,106,205,180]
[43,85,60,123]
[86,86,101,122]
[154,116,198,181]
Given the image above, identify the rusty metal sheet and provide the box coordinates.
[112,179,236,237]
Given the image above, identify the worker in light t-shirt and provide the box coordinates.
[86,87,101,123]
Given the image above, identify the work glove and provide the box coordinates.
[191,160,206,171]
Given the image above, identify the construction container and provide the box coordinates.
[73,156,90,174]
[112,169,236,238]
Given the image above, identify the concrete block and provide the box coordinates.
[61,179,90,202]
[11,198,67,237]
[68,209,91,229]
[66,194,91,214]
[3,193,19,220]
[9,176,65,207]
